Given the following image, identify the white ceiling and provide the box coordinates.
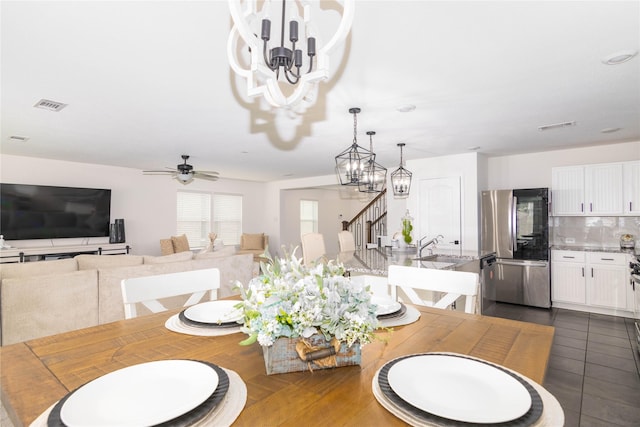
[2,1,639,182]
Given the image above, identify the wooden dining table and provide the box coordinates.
[1,304,555,427]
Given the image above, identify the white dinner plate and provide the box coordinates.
[60,360,219,427]
[371,296,402,316]
[387,354,532,423]
[184,300,243,324]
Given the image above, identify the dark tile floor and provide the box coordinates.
[492,302,640,427]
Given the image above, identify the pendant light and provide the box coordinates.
[391,143,412,198]
[358,131,387,193]
[335,108,374,186]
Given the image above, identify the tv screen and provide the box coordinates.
[0,183,112,240]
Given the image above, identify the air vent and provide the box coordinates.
[34,99,67,112]
[537,121,576,131]
[9,135,29,142]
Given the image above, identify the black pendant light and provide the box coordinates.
[335,108,375,186]
[358,131,387,193]
[391,143,412,198]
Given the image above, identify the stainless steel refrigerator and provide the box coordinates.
[480,188,550,308]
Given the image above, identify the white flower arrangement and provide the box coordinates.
[236,249,378,348]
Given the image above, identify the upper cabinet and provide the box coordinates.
[623,160,640,215]
[552,161,638,216]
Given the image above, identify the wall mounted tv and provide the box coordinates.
[0,183,112,240]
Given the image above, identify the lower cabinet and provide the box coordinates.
[552,250,631,313]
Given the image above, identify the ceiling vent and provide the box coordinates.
[34,99,67,112]
[537,121,576,131]
[9,135,29,142]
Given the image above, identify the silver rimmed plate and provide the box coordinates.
[59,360,219,427]
[371,296,402,316]
[183,300,243,325]
[386,354,533,424]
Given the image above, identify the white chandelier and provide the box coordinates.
[227,0,355,111]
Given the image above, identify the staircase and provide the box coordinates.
[341,189,387,250]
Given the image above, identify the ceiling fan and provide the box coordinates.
[143,155,219,185]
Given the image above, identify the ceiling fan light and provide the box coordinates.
[177,173,194,184]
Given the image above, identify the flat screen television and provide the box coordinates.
[0,183,112,240]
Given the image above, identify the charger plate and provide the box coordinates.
[166,314,242,337]
[377,353,543,426]
[46,360,229,427]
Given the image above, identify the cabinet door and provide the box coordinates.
[585,163,623,215]
[587,264,628,309]
[552,167,585,215]
[623,160,640,215]
[552,262,586,304]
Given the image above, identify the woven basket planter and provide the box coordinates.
[262,334,361,375]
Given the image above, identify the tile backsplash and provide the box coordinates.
[550,216,640,248]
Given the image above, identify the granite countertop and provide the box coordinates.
[551,245,639,256]
[336,247,491,276]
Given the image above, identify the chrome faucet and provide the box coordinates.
[418,234,444,258]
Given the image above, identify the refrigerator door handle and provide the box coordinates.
[511,195,518,253]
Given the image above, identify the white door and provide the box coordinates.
[418,177,461,255]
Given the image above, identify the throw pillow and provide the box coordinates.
[160,239,174,255]
[171,234,191,253]
[241,233,264,250]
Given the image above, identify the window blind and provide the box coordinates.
[300,200,318,235]
[213,193,242,245]
[177,191,211,248]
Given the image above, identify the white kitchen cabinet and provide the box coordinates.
[552,163,626,216]
[623,160,640,215]
[586,253,628,310]
[552,250,586,304]
[552,250,630,312]
[584,163,623,215]
[551,167,585,215]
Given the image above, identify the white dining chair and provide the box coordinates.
[387,265,479,314]
[349,274,390,298]
[301,232,327,266]
[121,268,220,319]
[338,230,356,252]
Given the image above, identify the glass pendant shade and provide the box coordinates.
[335,108,374,186]
[391,143,412,198]
[358,131,387,193]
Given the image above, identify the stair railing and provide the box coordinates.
[341,189,387,250]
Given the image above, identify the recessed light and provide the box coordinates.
[9,135,29,142]
[396,104,416,113]
[601,50,638,65]
[601,127,622,134]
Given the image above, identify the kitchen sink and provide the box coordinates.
[413,255,469,264]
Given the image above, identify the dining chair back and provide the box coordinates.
[121,268,220,319]
[301,232,326,266]
[338,230,356,252]
[387,265,479,314]
[349,274,390,298]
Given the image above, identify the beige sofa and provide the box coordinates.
[0,250,254,346]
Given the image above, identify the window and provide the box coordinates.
[213,193,243,245]
[300,200,318,235]
[176,191,211,248]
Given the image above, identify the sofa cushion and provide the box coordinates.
[0,258,78,280]
[194,246,237,260]
[171,234,191,253]
[144,251,194,264]
[241,233,264,250]
[1,270,99,345]
[76,254,144,270]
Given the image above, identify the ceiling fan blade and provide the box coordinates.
[193,172,219,181]
[193,170,219,175]
[143,170,177,175]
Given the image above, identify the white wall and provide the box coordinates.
[0,154,267,255]
[486,141,640,190]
